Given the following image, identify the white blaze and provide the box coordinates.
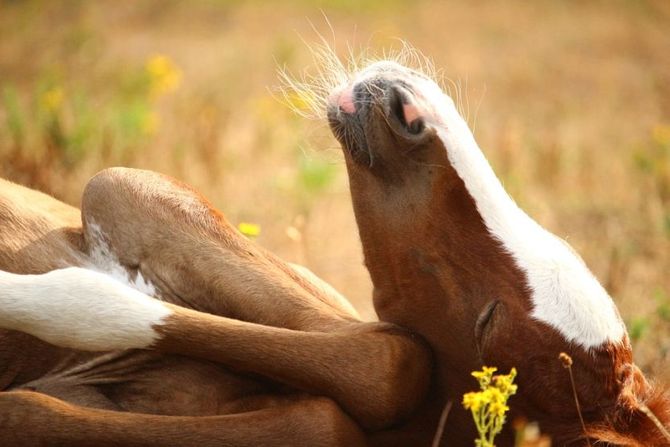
[0,267,171,351]
[413,75,625,348]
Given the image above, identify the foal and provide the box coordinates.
[0,55,668,446]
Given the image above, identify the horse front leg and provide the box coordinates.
[80,167,356,330]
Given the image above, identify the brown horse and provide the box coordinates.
[0,53,668,446]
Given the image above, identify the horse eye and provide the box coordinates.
[475,300,500,354]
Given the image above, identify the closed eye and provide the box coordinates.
[475,300,500,355]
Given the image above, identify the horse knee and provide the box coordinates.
[82,167,218,263]
[83,167,230,245]
[81,168,146,263]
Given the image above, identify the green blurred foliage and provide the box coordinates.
[628,316,650,342]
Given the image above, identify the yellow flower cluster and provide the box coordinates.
[462,366,518,447]
[41,87,64,113]
[464,388,508,416]
[145,54,182,97]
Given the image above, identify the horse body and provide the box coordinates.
[0,55,668,446]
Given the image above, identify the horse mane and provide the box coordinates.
[588,365,670,446]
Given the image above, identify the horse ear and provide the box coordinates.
[588,370,670,446]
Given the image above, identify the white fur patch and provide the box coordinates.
[0,267,171,351]
[410,74,625,348]
[87,221,156,296]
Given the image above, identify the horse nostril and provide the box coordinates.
[337,86,356,114]
[390,86,425,135]
[407,110,425,135]
[390,87,407,125]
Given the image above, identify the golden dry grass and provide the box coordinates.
[1,0,669,382]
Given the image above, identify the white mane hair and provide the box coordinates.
[281,42,626,349]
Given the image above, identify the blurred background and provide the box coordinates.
[0,0,669,379]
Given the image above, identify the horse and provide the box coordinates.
[0,51,668,445]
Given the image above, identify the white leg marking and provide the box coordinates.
[0,267,171,351]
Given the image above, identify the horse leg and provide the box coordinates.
[80,167,356,329]
[0,266,429,430]
[0,390,367,447]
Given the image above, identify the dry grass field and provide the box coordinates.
[1,0,669,388]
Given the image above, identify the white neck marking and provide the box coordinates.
[420,81,625,348]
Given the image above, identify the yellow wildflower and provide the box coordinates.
[41,87,64,113]
[653,124,670,147]
[489,401,509,417]
[486,387,504,404]
[472,365,497,388]
[493,367,518,395]
[472,366,497,379]
[238,222,261,238]
[463,366,518,447]
[462,392,485,412]
[146,54,182,97]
